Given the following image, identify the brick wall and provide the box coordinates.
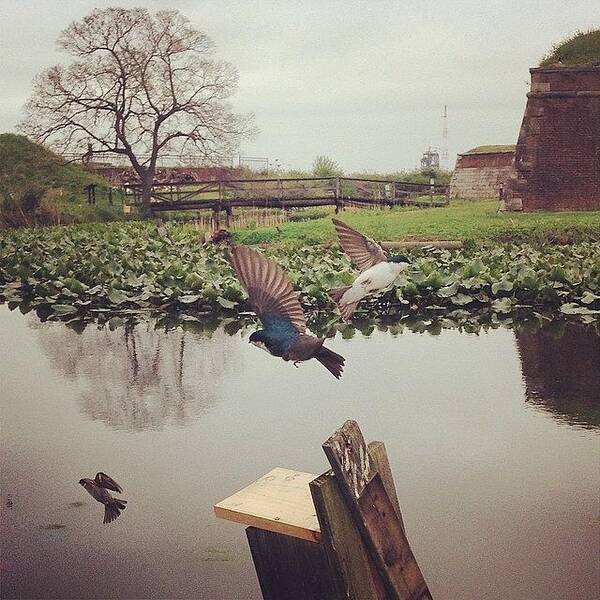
[449,153,515,199]
[503,66,600,211]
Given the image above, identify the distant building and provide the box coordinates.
[449,145,515,199]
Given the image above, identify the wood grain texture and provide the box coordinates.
[323,421,432,600]
[310,471,388,600]
[367,440,404,532]
[246,527,337,600]
[322,420,375,499]
[214,468,321,542]
[380,241,463,250]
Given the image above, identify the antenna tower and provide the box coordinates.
[441,105,448,168]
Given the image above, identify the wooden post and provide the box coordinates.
[322,421,432,600]
[246,528,337,600]
[334,177,342,213]
[215,424,433,600]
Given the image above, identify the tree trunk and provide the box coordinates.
[139,172,154,218]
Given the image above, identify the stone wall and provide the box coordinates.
[502,66,600,211]
[449,151,515,199]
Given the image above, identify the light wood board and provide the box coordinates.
[214,467,321,543]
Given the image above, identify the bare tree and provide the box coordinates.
[20,7,255,214]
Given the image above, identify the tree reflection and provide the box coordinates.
[29,309,600,430]
[32,319,240,430]
[516,321,600,429]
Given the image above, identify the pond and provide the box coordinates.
[1,305,598,599]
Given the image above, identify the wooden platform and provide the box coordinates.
[214,468,321,543]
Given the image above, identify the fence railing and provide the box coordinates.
[122,176,448,214]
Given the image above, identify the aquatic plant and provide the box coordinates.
[0,221,598,323]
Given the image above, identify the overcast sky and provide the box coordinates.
[0,1,597,172]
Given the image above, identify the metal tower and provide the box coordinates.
[441,105,449,168]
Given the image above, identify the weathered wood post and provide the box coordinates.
[215,421,433,600]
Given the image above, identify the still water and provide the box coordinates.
[1,305,598,600]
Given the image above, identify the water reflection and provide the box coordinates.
[516,321,600,429]
[31,318,241,430]
[2,305,598,600]
[27,309,600,431]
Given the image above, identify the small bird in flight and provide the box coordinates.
[330,219,411,321]
[227,246,345,379]
[78,472,127,524]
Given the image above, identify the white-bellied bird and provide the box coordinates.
[227,246,345,379]
[330,219,410,321]
[78,472,127,524]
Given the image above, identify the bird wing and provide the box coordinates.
[332,219,387,272]
[95,472,123,493]
[227,246,306,333]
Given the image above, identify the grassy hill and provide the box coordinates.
[540,29,600,67]
[0,133,120,227]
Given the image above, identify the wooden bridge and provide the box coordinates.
[123,176,449,216]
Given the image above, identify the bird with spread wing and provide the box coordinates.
[329,219,411,321]
[78,472,127,524]
[227,246,345,379]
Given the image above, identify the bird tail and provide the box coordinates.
[316,346,345,379]
[329,286,359,321]
[329,285,350,304]
[103,499,127,525]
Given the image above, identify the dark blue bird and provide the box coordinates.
[227,246,345,379]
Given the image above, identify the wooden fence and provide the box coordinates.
[123,176,448,216]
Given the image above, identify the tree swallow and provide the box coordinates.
[78,472,127,524]
[227,246,345,379]
[330,219,410,321]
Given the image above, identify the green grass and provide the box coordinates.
[0,133,118,227]
[233,200,600,246]
[463,145,515,155]
[540,29,600,67]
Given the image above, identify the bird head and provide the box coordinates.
[389,254,410,264]
[78,479,87,486]
[249,331,265,344]
[249,331,271,354]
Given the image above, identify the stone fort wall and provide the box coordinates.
[503,66,600,211]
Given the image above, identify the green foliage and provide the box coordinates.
[0,221,598,323]
[464,145,515,155]
[0,133,118,227]
[351,167,452,185]
[540,29,600,67]
[312,155,343,177]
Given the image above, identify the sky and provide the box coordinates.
[0,0,597,172]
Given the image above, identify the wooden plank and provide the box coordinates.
[214,468,321,543]
[381,241,463,250]
[367,440,404,532]
[323,421,432,600]
[310,471,388,600]
[358,473,431,600]
[246,527,337,600]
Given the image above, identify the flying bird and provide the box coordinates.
[227,246,345,379]
[330,219,411,321]
[78,472,127,524]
